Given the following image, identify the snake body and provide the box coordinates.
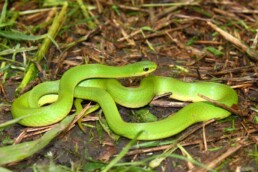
[11,61,157,126]
[11,61,238,140]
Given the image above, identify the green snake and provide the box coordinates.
[11,61,238,140]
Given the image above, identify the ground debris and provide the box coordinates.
[0,0,257,171]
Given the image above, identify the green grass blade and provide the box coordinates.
[0,114,33,129]
[0,30,46,41]
[0,114,75,165]
[205,46,224,56]
[76,0,96,30]
[0,0,8,24]
[0,22,15,28]
[0,167,12,172]
[101,131,143,172]
[0,46,38,56]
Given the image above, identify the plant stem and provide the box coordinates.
[15,2,68,94]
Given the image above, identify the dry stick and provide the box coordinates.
[150,100,189,108]
[230,9,258,14]
[207,21,258,62]
[14,125,56,144]
[197,94,241,116]
[0,83,7,100]
[152,92,172,100]
[150,92,189,107]
[202,122,208,151]
[65,103,91,132]
[22,128,53,139]
[178,145,194,170]
[100,0,149,13]
[118,25,190,42]
[212,66,257,76]
[14,130,27,144]
[189,143,243,172]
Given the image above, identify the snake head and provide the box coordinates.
[125,61,157,77]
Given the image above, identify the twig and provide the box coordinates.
[190,141,244,172]
[198,94,241,116]
[99,0,149,13]
[207,21,258,61]
[150,100,189,108]
[202,122,208,151]
[14,125,56,144]
[65,103,91,132]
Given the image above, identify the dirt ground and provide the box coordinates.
[0,0,258,172]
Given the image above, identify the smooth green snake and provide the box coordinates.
[11,61,238,140]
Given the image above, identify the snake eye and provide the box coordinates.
[143,67,149,72]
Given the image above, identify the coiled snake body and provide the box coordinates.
[11,61,238,140]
